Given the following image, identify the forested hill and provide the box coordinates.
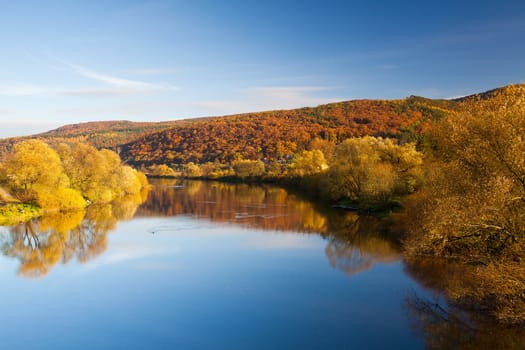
[118,84,525,166]
[119,97,455,165]
[0,120,181,157]
[452,85,519,102]
[1,84,521,165]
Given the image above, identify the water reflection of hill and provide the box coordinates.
[0,180,402,279]
[137,179,332,234]
[139,179,402,276]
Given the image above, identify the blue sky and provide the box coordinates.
[0,0,524,137]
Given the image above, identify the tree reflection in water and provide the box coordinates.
[1,180,402,279]
[2,179,522,345]
[140,180,525,344]
[0,190,147,278]
[140,179,402,276]
[404,257,525,349]
[321,211,400,276]
[138,179,331,234]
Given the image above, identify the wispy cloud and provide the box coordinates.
[0,84,60,96]
[74,241,181,275]
[0,119,61,138]
[58,58,178,95]
[406,18,525,52]
[246,86,333,95]
[53,85,343,119]
[62,86,172,97]
[169,86,341,116]
[245,86,337,106]
[62,60,175,90]
[196,85,340,113]
[0,57,177,97]
[128,68,180,76]
[253,75,320,84]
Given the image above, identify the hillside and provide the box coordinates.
[119,84,525,166]
[0,120,182,158]
[452,84,522,102]
[119,96,456,165]
[2,84,522,166]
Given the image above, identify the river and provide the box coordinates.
[0,179,522,349]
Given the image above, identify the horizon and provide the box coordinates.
[1,0,524,138]
[2,83,515,139]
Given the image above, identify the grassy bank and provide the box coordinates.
[0,203,42,225]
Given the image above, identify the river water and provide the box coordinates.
[0,179,521,349]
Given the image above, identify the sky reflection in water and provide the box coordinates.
[0,180,428,349]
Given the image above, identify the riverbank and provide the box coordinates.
[148,173,403,216]
[149,174,525,325]
[0,203,42,225]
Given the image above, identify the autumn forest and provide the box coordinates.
[0,84,524,329]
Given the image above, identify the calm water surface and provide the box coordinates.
[1,180,519,349]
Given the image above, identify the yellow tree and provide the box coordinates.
[183,162,202,177]
[2,140,85,209]
[57,142,105,201]
[288,150,328,176]
[3,140,68,198]
[232,159,265,178]
[407,85,525,259]
[323,136,422,205]
[149,164,177,177]
[309,137,336,164]
[404,85,525,324]
[58,143,145,203]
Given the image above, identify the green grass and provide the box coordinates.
[0,203,42,225]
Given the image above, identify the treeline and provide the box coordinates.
[0,120,181,158]
[146,135,424,212]
[0,140,148,212]
[120,97,453,165]
[0,97,452,164]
